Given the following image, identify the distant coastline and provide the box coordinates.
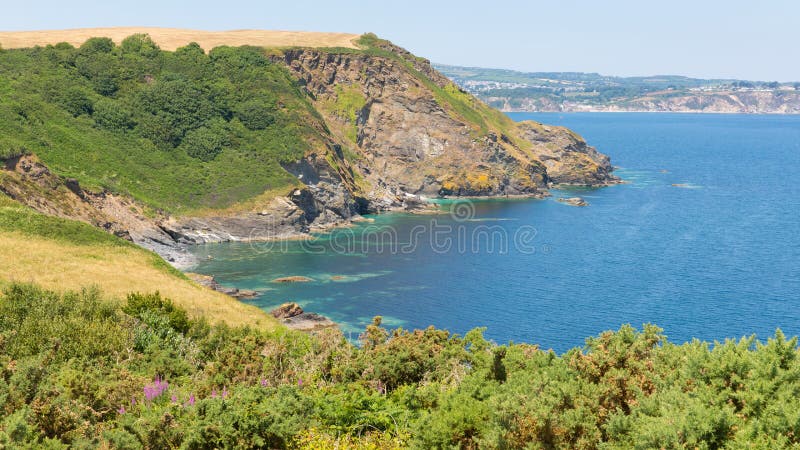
[436,64,800,115]
[501,108,800,114]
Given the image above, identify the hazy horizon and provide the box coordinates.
[2,0,797,82]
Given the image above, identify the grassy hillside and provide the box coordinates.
[1,282,799,448]
[0,193,273,327]
[0,32,557,217]
[0,35,328,213]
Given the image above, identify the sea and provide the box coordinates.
[189,113,800,353]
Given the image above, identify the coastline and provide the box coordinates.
[501,109,800,115]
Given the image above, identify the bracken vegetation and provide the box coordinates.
[1,283,799,448]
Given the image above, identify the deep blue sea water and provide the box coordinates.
[190,113,800,353]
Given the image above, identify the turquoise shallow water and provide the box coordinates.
[190,113,800,353]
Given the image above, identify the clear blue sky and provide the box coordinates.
[2,0,797,81]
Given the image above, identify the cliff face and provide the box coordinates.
[0,32,617,267]
[591,91,800,114]
[272,40,616,202]
[484,91,800,114]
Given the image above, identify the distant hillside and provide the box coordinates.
[0,27,360,51]
[435,64,800,114]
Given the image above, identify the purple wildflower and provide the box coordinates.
[260,378,268,387]
[131,396,136,406]
[186,394,196,406]
[298,378,303,387]
[117,406,126,415]
[143,376,169,402]
[222,387,229,399]
[211,389,218,399]
[171,395,178,404]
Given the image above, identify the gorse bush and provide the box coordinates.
[123,291,191,334]
[1,283,800,448]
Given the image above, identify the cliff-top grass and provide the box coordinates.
[0,195,275,328]
[0,27,360,51]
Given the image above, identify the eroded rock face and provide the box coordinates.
[0,154,197,267]
[517,122,616,186]
[273,45,616,200]
[160,152,361,246]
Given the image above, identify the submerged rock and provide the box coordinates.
[187,273,261,299]
[236,290,259,299]
[557,197,589,207]
[282,312,336,331]
[272,276,314,283]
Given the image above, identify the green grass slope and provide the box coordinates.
[0,193,274,327]
[0,35,326,213]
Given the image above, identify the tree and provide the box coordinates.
[53,42,74,51]
[79,37,115,55]
[135,77,215,147]
[120,34,160,58]
[175,42,205,59]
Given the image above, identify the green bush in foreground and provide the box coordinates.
[0,283,799,448]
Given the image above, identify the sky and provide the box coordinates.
[1,0,798,81]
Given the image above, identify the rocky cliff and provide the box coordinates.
[272,36,616,199]
[0,31,617,267]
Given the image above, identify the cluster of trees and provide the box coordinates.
[1,283,799,448]
[0,35,316,210]
[30,35,283,162]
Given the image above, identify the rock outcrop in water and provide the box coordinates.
[270,302,336,331]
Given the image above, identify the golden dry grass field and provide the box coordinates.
[0,230,276,329]
[0,27,360,51]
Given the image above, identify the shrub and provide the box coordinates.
[234,98,276,130]
[180,126,226,161]
[0,284,126,361]
[59,87,93,117]
[92,98,135,131]
[123,292,191,335]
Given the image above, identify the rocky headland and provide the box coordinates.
[0,30,618,271]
